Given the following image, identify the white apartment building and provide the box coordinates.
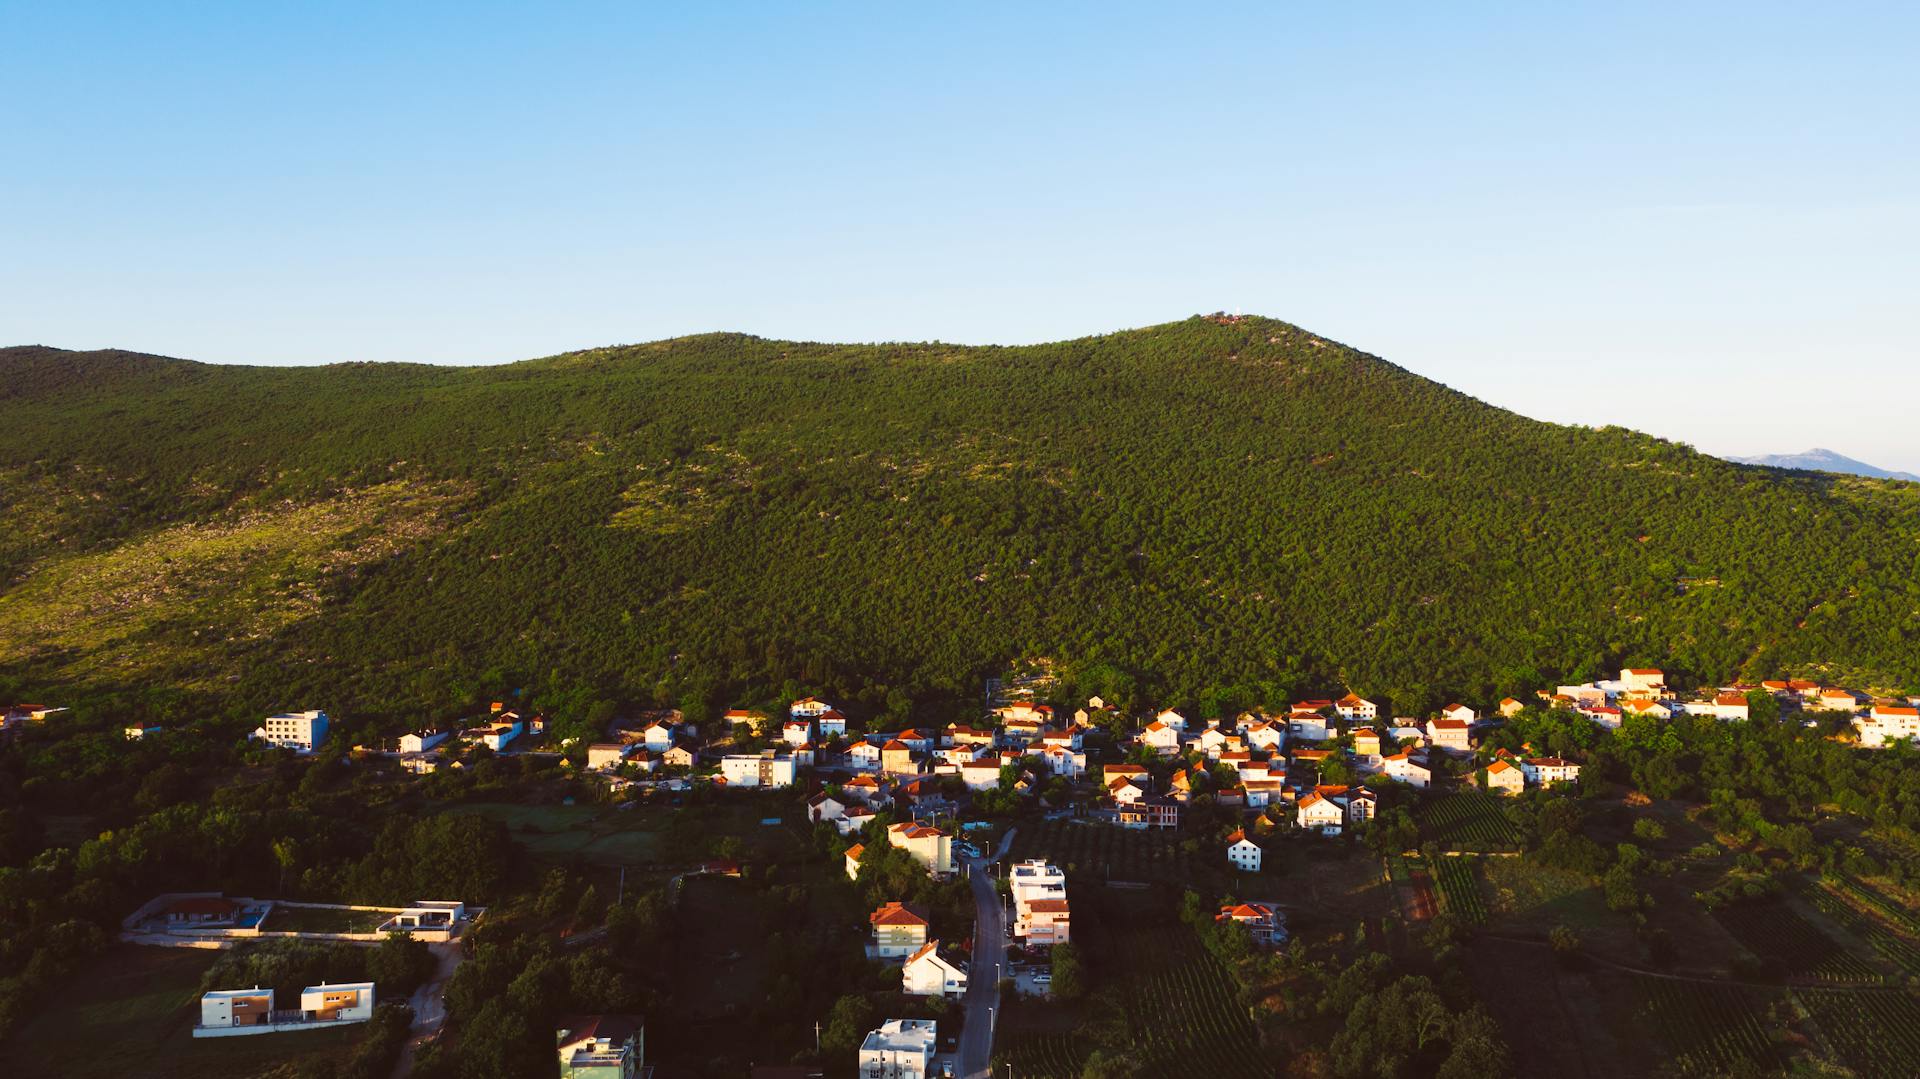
[253,710,328,752]
[1010,859,1070,945]
[1858,705,1920,748]
[859,1018,937,1079]
[718,752,797,789]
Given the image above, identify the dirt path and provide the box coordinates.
[390,939,464,1078]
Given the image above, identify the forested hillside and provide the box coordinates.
[3,316,1917,733]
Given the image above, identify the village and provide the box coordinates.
[11,664,1913,1079]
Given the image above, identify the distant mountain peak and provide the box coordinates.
[1729,447,1919,483]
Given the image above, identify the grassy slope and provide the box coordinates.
[3,316,1917,723]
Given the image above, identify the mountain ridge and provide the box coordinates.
[1728,447,1919,484]
[3,315,1917,732]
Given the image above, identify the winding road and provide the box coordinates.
[956,828,1016,1079]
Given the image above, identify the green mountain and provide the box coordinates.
[3,316,1917,730]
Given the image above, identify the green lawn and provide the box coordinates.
[441,797,795,866]
[263,904,392,933]
[0,945,360,1079]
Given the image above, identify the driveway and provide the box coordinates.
[391,938,464,1078]
[955,827,1016,1079]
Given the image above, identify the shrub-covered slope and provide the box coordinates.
[2,316,1916,725]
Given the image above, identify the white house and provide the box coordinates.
[790,697,833,718]
[859,1019,937,1079]
[253,710,329,753]
[1482,759,1525,796]
[1225,830,1262,872]
[1383,748,1431,788]
[1154,709,1188,731]
[1440,703,1477,725]
[1426,718,1471,753]
[1522,756,1582,786]
[198,987,273,1031]
[817,709,848,737]
[586,743,636,771]
[300,982,375,1023]
[886,822,954,877]
[848,741,883,772]
[641,720,676,751]
[1620,668,1667,693]
[782,719,813,746]
[1287,711,1330,742]
[1818,689,1862,713]
[838,803,876,835]
[1297,791,1346,834]
[1336,693,1379,723]
[1141,721,1182,754]
[1686,692,1751,722]
[901,940,968,998]
[807,792,848,825]
[399,729,449,754]
[1245,721,1285,751]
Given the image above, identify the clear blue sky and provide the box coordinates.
[5,3,1916,470]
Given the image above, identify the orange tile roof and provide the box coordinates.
[870,902,930,927]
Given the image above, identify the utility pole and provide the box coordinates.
[813,1019,822,1053]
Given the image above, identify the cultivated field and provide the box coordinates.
[1799,878,1920,976]
[1799,987,1920,1076]
[1429,856,1488,925]
[992,890,1267,1078]
[1628,975,1786,1077]
[1006,819,1201,886]
[1417,789,1521,851]
[1712,900,1883,983]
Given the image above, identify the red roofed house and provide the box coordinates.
[880,739,920,776]
[1426,718,1471,752]
[1521,757,1581,786]
[1140,720,1182,754]
[1217,902,1287,947]
[1481,758,1524,795]
[1335,693,1379,722]
[1296,790,1346,834]
[869,901,931,958]
[1620,668,1666,693]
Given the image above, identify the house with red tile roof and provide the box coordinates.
[869,901,931,958]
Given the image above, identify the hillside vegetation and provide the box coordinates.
[2,316,1917,730]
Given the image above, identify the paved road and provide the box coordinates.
[956,828,1016,1079]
